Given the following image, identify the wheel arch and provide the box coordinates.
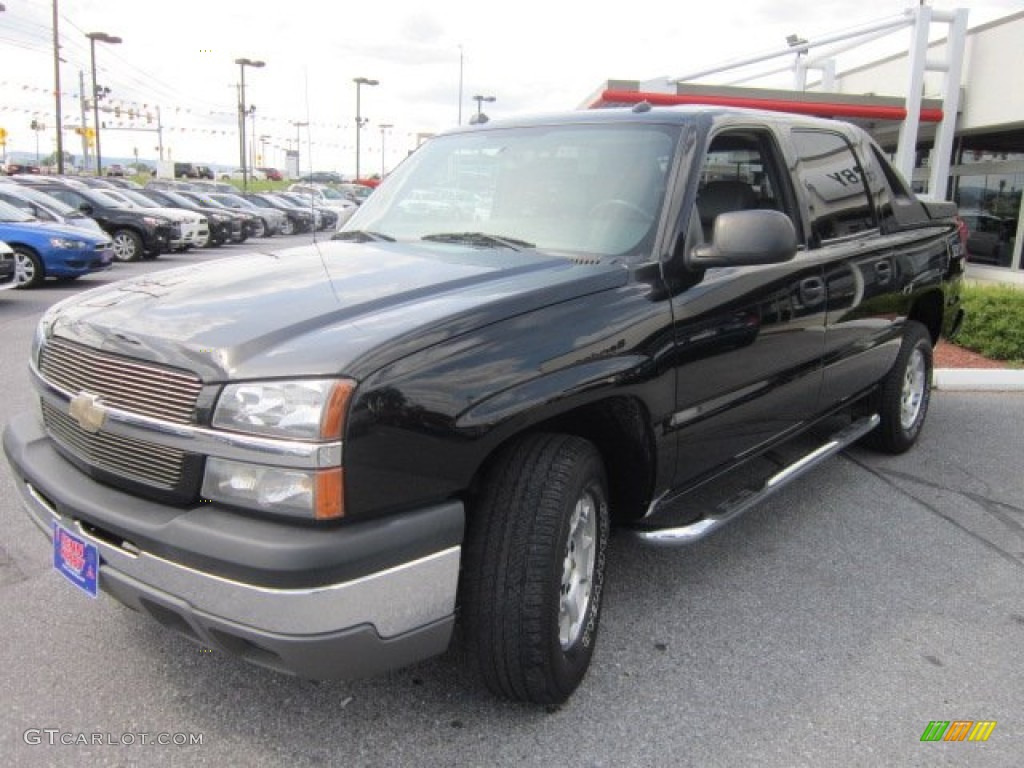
[908,289,944,346]
[466,395,657,526]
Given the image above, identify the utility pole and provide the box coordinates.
[52,0,64,173]
[78,70,90,169]
[156,105,164,161]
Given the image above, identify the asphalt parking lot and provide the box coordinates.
[0,244,1021,767]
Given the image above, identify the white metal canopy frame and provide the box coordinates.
[644,5,969,197]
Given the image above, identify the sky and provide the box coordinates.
[1,0,1021,175]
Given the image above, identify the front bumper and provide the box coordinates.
[3,412,462,679]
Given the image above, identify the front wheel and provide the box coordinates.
[461,433,610,706]
[13,246,44,288]
[111,229,144,262]
[279,217,296,236]
[862,321,933,454]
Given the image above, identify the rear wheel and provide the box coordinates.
[13,246,44,288]
[862,321,933,453]
[111,229,143,262]
[461,433,610,706]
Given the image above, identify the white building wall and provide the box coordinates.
[828,11,1024,132]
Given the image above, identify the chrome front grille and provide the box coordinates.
[40,337,202,424]
[42,400,188,490]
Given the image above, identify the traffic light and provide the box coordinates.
[85,127,95,149]
[0,127,7,145]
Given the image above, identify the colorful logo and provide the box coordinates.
[920,721,997,742]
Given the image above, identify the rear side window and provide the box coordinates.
[791,130,875,245]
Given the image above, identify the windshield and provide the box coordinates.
[0,198,36,222]
[161,190,199,208]
[94,189,133,209]
[118,189,160,208]
[342,123,679,257]
[9,186,78,216]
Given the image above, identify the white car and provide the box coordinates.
[220,168,267,182]
[0,240,15,292]
[287,183,358,227]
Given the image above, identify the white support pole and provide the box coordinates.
[928,8,968,200]
[895,5,932,184]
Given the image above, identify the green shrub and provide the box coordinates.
[955,283,1024,363]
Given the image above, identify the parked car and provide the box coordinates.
[102,188,210,250]
[243,193,314,235]
[138,188,243,247]
[220,168,266,182]
[1,107,964,704]
[336,183,373,205]
[2,162,41,176]
[300,171,343,184]
[174,190,261,241]
[105,164,127,177]
[958,210,1013,266]
[0,240,15,291]
[287,183,358,225]
[204,192,284,236]
[174,162,203,179]
[0,198,113,288]
[275,191,340,231]
[0,182,106,236]
[258,167,283,181]
[24,179,178,261]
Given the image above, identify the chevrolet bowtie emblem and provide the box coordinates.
[69,392,107,434]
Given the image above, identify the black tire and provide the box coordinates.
[12,246,44,289]
[279,216,296,236]
[861,321,933,454]
[111,229,144,262]
[250,218,266,238]
[461,433,610,705]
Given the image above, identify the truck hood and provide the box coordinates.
[45,240,627,381]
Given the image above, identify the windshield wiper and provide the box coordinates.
[421,232,534,250]
[331,230,395,242]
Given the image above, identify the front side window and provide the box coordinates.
[345,123,680,258]
[791,130,875,245]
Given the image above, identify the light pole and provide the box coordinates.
[235,57,265,191]
[292,120,307,179]
[52,1,64,174]
[379,123,392,178]
[457,44,463,126]
[353,76,378,180]
[87,31,121,176]
[472,94,495,122]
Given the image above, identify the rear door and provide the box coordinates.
[787,129,910,405]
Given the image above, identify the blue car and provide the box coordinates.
[0,199,113,288]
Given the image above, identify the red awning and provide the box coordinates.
[593,88,943,123]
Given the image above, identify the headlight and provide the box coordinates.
[201,458,343,519]
[50,237,87,249]
[212,378,355,440]
[143,216,162,227]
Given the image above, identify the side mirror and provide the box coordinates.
[689,209,797,268]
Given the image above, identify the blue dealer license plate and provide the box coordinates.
[53,522,99,598]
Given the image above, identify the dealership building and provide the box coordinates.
[586,7,1024,283]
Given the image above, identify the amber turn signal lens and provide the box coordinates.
[314,467,344,520]
[320,380,356,439]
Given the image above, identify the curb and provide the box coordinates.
[933,368,1024,392]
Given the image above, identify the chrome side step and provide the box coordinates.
[629,414,880,548]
